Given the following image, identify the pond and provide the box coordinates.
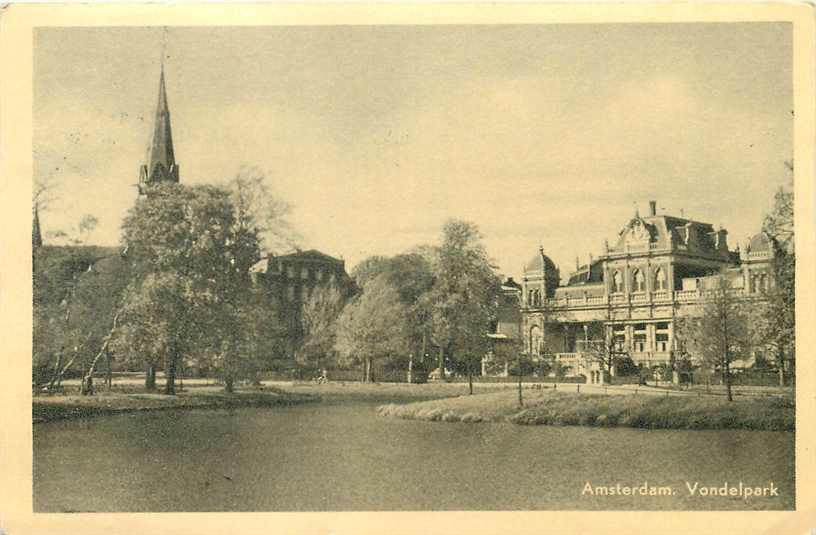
[33,402,794,511]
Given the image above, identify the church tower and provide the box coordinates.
[138,64,179,194]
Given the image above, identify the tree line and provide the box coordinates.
[33,173,505,395]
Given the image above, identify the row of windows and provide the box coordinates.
[610,267,667,293]
[281,263,336,283]
[528,322,674,355]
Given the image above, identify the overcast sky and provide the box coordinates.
[34,24,792,280]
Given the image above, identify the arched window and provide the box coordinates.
[534,290,542,307]
[632,269,646,292]
[612,271,623,293]
[529,326,542,356]
[654,267,667,291]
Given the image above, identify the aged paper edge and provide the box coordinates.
[1,3,814,535]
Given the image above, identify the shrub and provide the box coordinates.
[441,411,460,423]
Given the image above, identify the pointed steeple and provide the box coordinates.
[32,205,43,249]
[139,60,180,193]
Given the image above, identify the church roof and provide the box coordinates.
[141,65,179,189]
[148,69,175,173]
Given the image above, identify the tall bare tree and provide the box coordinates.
[675,272,752,401]
[759,166,795,386]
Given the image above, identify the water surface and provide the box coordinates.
[34,402,794,511]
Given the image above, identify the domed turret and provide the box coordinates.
[746,232,773,254]
[522,245,559,307]
[524,246,558,274]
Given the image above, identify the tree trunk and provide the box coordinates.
[145,364,156,390]
[224,373,234,393]
[777,350,786,387]
[517,353,523,408]
[164,346,177,395]
[223,348,234,393]
[438,347,445,381]
[421,332,427,364]
[467,356,473,395]
[364,358,372,383]
[723,358,732,402]
[105,350,112,390]
[81,308,123,395]
[48,350,64,389]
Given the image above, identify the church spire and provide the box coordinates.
[32,205,42,249]
[139,44,180,194]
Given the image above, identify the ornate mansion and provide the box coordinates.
[519,201,775,383]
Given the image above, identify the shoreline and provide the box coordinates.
[377,389,795,432]
[32,386,318,424]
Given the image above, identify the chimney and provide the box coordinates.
[649,200,657,216]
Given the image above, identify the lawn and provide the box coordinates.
[32,384,315,424]
[378,388,795,431]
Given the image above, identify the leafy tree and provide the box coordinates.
[425,220,501,394]
[33,247,130,391]
[116,183,261,394]
[335,275,409,382]
[112,273,190,392]
[351,253,436,367]
[293,284,347,374]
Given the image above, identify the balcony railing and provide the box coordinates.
[531,288,752,309]
[674,289,698,301]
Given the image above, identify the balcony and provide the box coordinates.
[630,292,648,303]
[674,289,698,301]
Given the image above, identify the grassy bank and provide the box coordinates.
[270,380,521,403]
[378,389,795,431]
[33,385,316,424]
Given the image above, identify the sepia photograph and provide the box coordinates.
[2,4,813,531]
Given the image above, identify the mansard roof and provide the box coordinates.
[608,211,728,259]
[567,258,604,285]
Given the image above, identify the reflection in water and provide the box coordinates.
[34,403,794,512]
